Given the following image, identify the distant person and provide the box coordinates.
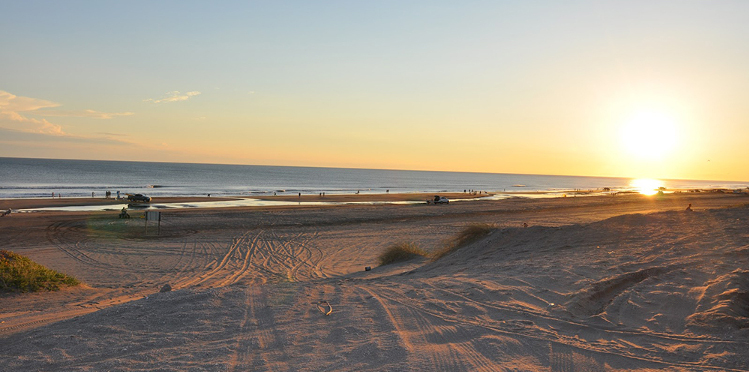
[117,191,120,199]
[686,203,693,211]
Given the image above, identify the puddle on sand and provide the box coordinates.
[17,198,425,213]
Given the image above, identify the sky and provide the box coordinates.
[1,1,748,181]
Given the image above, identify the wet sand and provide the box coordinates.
[1,192,748,370]
[0,192,486,211]
[0,196,241,210]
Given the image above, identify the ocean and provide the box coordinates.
[0,157,745,199]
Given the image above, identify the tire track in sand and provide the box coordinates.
[227,285,293,371]
[175,230,256,288]
[365,282,745,371]
[46,221,113,270]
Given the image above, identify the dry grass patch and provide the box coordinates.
[432,223,495,260]
[378,242,428,266]
[0,250,80,293]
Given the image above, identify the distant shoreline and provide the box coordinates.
[3,157,748,200]
[2,188,746,212]
[1,192,487,211]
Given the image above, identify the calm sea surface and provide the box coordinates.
[0,157,745,199]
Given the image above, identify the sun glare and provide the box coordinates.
[630,178,664,196]
[619,110,678,160]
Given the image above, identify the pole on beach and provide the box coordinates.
[145,210,161,235]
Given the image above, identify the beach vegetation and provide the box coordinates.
[0,250,80,293]
[378,242,428,266]
[432,223,495,260]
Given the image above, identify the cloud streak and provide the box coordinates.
[0,91,65,135]
[144,91,201,103]
[37,109,135,119]
[0,90,133,138]
[0,127,131,146]
[0,90,60,112]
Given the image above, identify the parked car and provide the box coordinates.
[428,195,449,204]
[127,194,151,203]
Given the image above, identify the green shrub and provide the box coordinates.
[432,223,495,260]
[0,250,80,293]
[378,242,427,266]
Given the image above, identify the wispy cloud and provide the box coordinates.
[144,91,201,103]
[0,127,131,146]
[0,91,65,135]
[0,90,60,112]
[37,109,135,119]
[0,90,134,139]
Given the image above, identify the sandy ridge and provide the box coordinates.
[1,193,748,370]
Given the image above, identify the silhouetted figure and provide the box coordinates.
[686,203,693,211]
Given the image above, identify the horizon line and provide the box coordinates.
[1,155,747,185]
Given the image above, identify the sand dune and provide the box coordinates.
[1,194,748,371]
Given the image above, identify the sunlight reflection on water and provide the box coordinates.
[630,179,664,196]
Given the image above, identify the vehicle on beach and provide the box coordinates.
[127,194,151,203]
[427,195,449,204]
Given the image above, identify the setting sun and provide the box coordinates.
[619,110,678,161]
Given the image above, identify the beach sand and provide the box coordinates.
[0,192,484,210]
[1,192,748,370]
